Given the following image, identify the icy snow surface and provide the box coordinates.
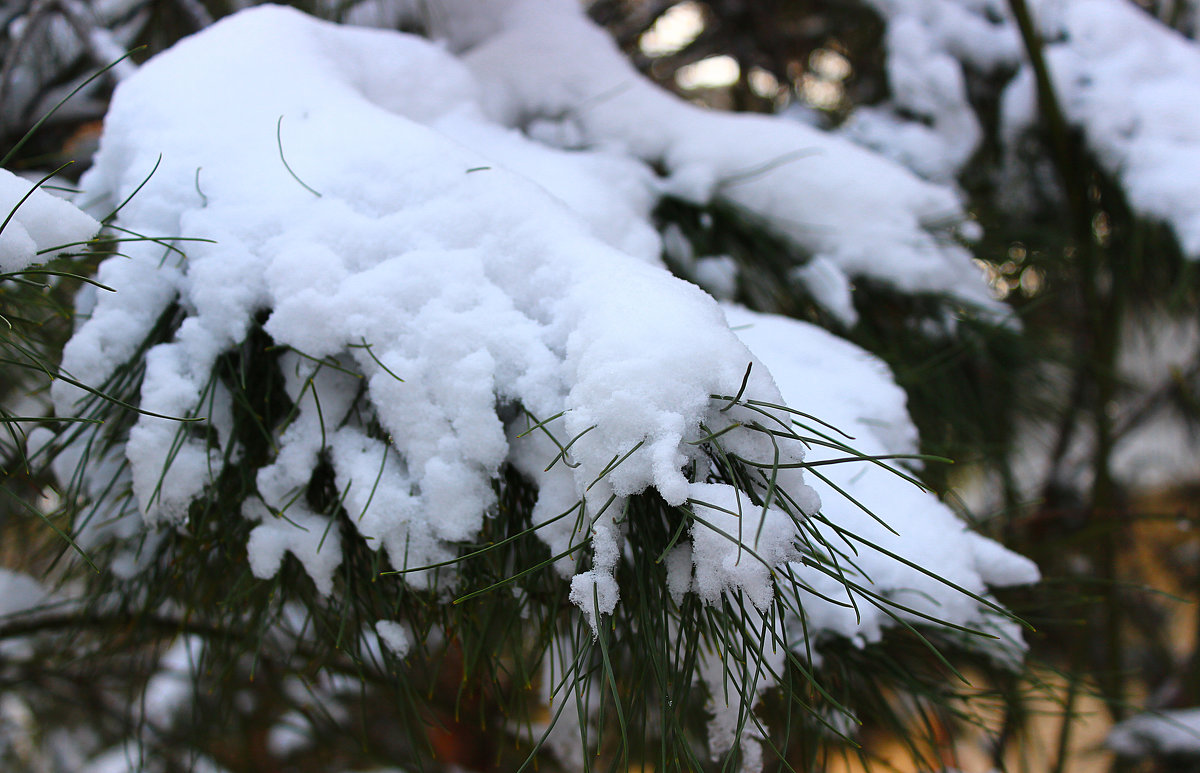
[0,168,100,272]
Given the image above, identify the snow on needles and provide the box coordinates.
[65,5,808,605]
[725,306,1038,659]
[0,169,99,273]
[434,0,1005,326]
[1003,0,1200,259]
[846,0,1200,262]
[54,5,1039,765]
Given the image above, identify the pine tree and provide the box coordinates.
[1,1,1198,771]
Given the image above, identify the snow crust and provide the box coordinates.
[0,168,100,272]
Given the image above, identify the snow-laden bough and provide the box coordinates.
[45,5,1037,768]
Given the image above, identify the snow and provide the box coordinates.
[142,636,203,723]
[436,0,1006,319]
[0,569,55,661]
[374,620,411,658]
[842,0,1018,182]
[0,168,100,272]
[1108,707,1200,757]
[724,306,1038,657]
[1006,0,1200,259]
[48,4,1039,768]
[840,0,1200,263]
[65,3,809,614]
[684,482,802,611]
[1110,313,1200,491]
[0,569,49,619]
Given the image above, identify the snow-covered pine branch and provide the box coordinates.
[34,1,1039,769]
[846,0,1200,261]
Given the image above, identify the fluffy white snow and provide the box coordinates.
[433,0,1006,323]
[843,0,1200,263]
[65,4,808,606]
[843,0,1019,182]
[0,168,99,272]
[724,306,1038,658]
[1003,0,1200,259]
[52,4,1039,767]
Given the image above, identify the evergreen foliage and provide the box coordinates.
[2,1,1199,772]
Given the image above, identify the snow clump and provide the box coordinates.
[0,168,99,273]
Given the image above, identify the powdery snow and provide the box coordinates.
[843,0,1019,182]
[724,305,1038,657]
[50,5,1040,768]
[65,4,809,608]
[0,168,99,272]
[838,0,1200,263]
[433,0,1005,324]
[1003,0,1200,259]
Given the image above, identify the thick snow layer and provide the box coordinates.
[725,306,1038,656]
[433,0,1004,320]
[65,5,808,605]
[54,7,1039,765]
[1108,707,1200,756]
[0,168,100,272]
